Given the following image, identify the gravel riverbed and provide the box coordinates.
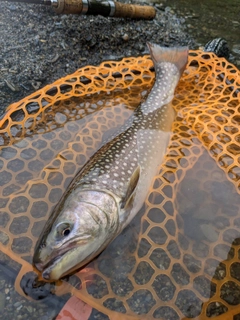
[0,0,194,114]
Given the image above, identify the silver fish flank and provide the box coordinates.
[33,43,188,280]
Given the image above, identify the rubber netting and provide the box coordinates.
[0,50,239,320]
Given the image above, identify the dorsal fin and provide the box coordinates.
[147,42,188,75]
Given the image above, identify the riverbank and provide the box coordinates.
[0,0,194,114]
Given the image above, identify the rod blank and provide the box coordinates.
[4,0,51,5]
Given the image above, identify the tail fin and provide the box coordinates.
[147,42,188,75]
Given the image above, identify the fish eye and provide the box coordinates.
[56,222,72,239]
[62,228,71,237]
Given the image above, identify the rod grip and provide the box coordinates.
[114,2,156,19]
[53,0,156,20]
[53,0,84,14]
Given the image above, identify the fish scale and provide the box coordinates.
[73,61,180,198]
[33,43,189,280]
[79,105,173,199]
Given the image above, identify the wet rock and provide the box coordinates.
[200,224,219,243]
[0,231,9,245]
[232,44,240,55]
[20,271,56,300]
[122,33,129,41]
[0,292,5,311]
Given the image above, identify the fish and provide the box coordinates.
[33,43,188,281]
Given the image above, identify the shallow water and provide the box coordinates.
[0,59,153,320]
[0,1,239,319]
[161,0,240,65]
[0,51,239,320]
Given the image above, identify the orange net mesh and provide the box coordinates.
[0,50,239,320]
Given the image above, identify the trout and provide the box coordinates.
[33,43,188,280]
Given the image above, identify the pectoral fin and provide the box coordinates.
[120,165,140,210]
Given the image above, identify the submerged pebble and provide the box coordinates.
[0,292,5,311]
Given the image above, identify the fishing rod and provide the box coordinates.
[3,0,156,19]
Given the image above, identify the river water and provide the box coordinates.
[161,0,240,67]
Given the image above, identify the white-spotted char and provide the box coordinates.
[33,43,188,280]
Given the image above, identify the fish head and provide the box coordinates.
[33,189,119,280]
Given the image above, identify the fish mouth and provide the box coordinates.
[36,236,92,280]
[40,246,79,280]
[41,255,64,280]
